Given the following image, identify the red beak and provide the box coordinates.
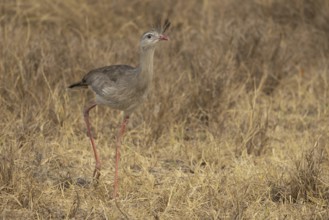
[159,34,169,41]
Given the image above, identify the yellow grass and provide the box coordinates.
[1,0,329,219]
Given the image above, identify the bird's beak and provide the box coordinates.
[159,34,169,41]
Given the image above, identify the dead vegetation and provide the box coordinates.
[1,0,329,219]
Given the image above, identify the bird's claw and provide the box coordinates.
[93,168,101,182]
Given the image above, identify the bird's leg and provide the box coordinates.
[83,102,101,180]
[113,115,129,199]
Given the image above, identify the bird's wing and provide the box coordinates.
[83,65,137,97]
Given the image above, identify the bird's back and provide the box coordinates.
[76,65,149,113]
[83,65,136,93]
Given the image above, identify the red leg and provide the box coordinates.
[83,102,101,180]
[113,115,129,199]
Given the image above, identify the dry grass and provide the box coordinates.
[1,0,329,219]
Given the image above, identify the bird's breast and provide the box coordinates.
[95,83,149,113]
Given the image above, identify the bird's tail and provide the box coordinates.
[68,81,88,89]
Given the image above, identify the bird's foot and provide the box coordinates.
[93,168,101,183]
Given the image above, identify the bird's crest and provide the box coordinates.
[153,19,171,34]
[162,19,171,33]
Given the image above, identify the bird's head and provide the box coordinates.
[140,19,170,50]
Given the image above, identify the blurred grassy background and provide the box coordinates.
[1,0,329,219]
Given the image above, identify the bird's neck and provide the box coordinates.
[139,46,155,82]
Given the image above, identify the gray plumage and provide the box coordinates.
[69,21,170,116]
[70,65,142,115]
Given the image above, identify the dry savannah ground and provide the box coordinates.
[1,0,329,219]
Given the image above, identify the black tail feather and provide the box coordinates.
[68,81,88,89]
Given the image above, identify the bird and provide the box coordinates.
[68,20,170,198]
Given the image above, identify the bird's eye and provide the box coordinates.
[147,34,152,39]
